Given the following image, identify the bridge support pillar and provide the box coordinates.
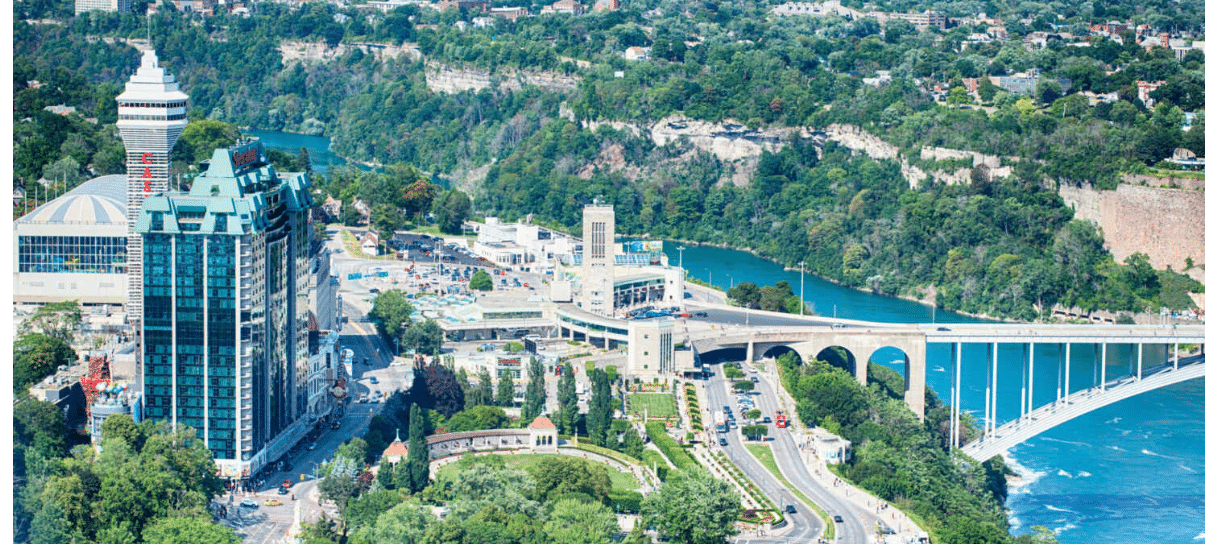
[1137,342,1143,380]
[745,341,754,364]
[1175,343,1179,370]
[904,343,926,422]
[1028,342,1036,422]
[1064,343,1071,405]
[1101,343,1107,392]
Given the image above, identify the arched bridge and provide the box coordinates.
[688,314,1204,458]
[961,354,1204,461]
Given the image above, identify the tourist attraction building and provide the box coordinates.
[13,175,129,307]
[134,140,313,478]
[117,50,190,320]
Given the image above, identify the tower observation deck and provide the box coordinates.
[116,50,189,320]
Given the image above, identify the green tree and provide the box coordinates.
[641,468,741,544]
[355,501,432,544]
[13,333,77,393]
[587,369,613,447]
[447,405,509,432]
[141,516,240,544]
[496,374,515,407]
[175,119,240,166]
[947,86,971,105]
[447,464,541,520]
[469,269,493,291]
[432,189,471,234]
[99,413,143,450]
[522,357,546,422]
[20,300,82,343]
[528,456,612,504]
[741,425,769,441]
[344,490,405,535]
[406,403,430,493]
[401,319,443,356]
[319,454,363,517]
[369,290,414,340]
[726,282,762,308]
[475,367,495,408]
[293,146,313,173]
[544,498,619,544]
[556,364,578,435]
[622,426,645,459]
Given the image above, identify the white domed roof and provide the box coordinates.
[17,175,127,226]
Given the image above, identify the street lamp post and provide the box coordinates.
[394,338,399,357]
[798,261,805,316]
[676,246,686,272]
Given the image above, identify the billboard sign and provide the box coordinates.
[623,241,664,255]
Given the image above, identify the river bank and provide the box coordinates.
[653,237,1016,324]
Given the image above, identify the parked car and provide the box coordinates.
[265,499,283,506]
[370,376,379,384]
[786,504,797,514]
[278,486,290,495]
[240,499,258,508]
[833,515,844,523]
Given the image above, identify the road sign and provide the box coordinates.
[347,272,363,280]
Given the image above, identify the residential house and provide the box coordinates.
[361,231,381,256]
[624,46,651,61]
[541,0,583,15]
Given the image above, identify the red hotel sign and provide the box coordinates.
[232,147,259,169]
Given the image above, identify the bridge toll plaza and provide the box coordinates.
[689,314,1204,460]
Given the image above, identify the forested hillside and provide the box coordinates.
[13,0,1204,321]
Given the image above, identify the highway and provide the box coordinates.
[699,367,821,543]
[704,359,872,544]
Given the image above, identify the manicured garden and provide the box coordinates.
[628,393,677,419]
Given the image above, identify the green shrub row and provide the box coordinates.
[645,421,699,471]
[566,443,643,466]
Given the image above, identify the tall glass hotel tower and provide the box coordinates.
[135,141,312,478]
[117,50,188,321]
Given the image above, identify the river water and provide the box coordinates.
[666,243,1205,544]
[263,130,1205,543]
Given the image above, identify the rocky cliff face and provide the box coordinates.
[648,115,813,162]
[1060,182,1205,283]
[424,62,580,94]
[278,40,422,63]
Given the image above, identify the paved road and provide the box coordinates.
[698,372,820,543]
[705,361,873,544]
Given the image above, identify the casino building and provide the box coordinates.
[135,140,313,478]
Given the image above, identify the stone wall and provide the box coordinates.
[1060,183,1205,282]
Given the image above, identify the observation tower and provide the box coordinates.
[116,50,189,319]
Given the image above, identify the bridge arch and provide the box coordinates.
[697,347,747,366]
[762,345,802,365]
[813,345,859,376]
[868,346,914,401]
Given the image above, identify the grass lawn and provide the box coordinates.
[340,230,398,261]
[745,444,834,541]
[434,453,639,492]
[627,393,677,419]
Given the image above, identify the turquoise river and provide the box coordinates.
[257,130,1205,544]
